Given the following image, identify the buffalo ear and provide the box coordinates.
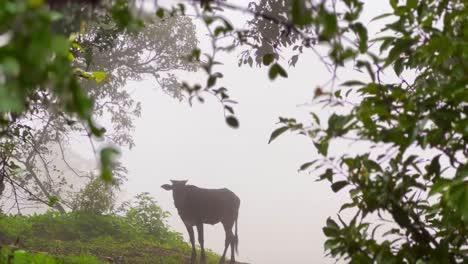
[161,184,173,190]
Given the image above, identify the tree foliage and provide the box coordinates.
[259,0,467,262]
[0,0,197,212]
[71,177,118,215]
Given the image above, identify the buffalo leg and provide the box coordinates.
[197,224,206,263]
[186,224,196,264]
[230,232,236,264]
[220,221,234,264]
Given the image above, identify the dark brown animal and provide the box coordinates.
[162,180,240,264]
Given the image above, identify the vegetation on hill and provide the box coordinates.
[0,193,220,264]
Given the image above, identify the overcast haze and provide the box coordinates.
[115,1,391,263]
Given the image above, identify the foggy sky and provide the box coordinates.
[119,1,391,263]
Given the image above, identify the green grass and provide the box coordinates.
[0,212,220,264]
[1,246,105,264]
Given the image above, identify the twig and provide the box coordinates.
[3,174,50,208]
[8,177,22,215]
[214,1,316,45]
[56,132,92,180]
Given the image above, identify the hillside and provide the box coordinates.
[0,212,247,264]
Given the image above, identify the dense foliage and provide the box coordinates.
[0,0,197,212]
[259,0,467,263]
[0,0,113,185]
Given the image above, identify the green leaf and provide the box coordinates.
[356,60,375,82]
[156,8,165,18]
[70,80,93,119]
[291,0,312,26]
[351,23,368,53]
[92,71,107,83]
[391,204,411,227]
[407,0,417,9]
[322,12,338,39]
[314,138,329,156]
[339,202,355,212]
[221,18,234,32]
[311,112,321,125]
[447,182,468,222]
[268,126,289,144]
[384,38,413,67]
[224,105,234,115]
[331,181,348,192]
[262,53,275,66]
[67,52,75,62]
[212,72,223,78]
[390,0,398,9]
[318,168,333,182]
[190,48,201,61]
[298,160,318,171]
[50,36,69,55]
[370,13,393,22]
[323,227,339,237]
[341,80,365,86]
[393,58,404,76]
[323,218,340,237]
[379,37,395,53]
[88,119,106,137]
[363,159,382,172]
[359,83,379,94]
[225,116,239,129]
[427,155,441,174]
[324,238,340,251]
[207,75,217,88]
[0,88,23,112]
[1,57,20,76]
[268,63,288,80]
[203,15,214,25]
[47,196,59,207]
[214,26,225,37]
[455,164,468,179]
[429,179,451,196]
[100,147,120,183]
[326,217,339,229]
[328,114,347,130]
[27,0,43,8]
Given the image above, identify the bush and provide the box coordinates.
[72,178,118,215]
[124,192,175,242]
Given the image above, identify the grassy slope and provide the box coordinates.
[0,212,222,264]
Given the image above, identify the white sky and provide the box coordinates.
[118,1,391,263]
